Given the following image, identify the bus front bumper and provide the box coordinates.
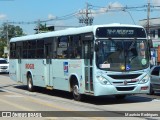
[93,82,150,96]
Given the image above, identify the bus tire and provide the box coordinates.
[72,81,82,101]
[27,74,34,92]
[115,95,126,100]
[148,84,154,95]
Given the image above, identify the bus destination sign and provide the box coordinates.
[96,27,146,38]
[107,29,134,36]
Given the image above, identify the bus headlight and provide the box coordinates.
[96,76,111,85]
[139,74,149,84]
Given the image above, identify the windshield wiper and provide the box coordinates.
[128,38,136,50]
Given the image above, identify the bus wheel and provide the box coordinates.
[27,74,34,92]
[72,82,82,101]
[115,95,126,100]
[148,84,154,95]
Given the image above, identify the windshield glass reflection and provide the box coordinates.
[96,39,149,71]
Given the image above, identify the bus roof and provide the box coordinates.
[10,23,144,42]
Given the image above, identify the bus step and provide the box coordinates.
[18,81,23,84]
[46,86,53,90]
[85,91,94,95]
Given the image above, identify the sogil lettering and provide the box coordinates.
[25,64,34,69]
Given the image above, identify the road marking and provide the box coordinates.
[25,91,37,96]
[23,96,105,120]
[4,95,24,97]
[0,88,104,120]
[24,96,73,111]
[0,98,34,111]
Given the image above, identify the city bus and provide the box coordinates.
[9,23,151,101]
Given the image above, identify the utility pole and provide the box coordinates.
[147,0,150,35]
[37,19,41,33]
[6,21,9,49]
[78,2,94,26]
[5,21,9,53]
[85,3,89,26]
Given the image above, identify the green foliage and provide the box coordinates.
[0,23,25,57]
[0,39,7,57]
[0,23,24,40]
[35,23,51,34]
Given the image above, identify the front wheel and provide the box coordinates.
[27,74,34,92]
[148,84,154,95]
[72,82,82,101]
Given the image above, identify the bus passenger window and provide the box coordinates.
[57,36,68,59]
[36,40,44,58]
[67,35,82,59]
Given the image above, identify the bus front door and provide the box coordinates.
[44,44,53,89]
[83,41,93,92]
[17,46,22,83]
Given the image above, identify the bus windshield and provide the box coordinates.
[96,39,149,71]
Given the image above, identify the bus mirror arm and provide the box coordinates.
[148,39,153,48]
[95,43,99,52]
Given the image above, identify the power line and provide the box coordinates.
[4,2,160,28]
[78,2,94,26]
[7,11,78,25]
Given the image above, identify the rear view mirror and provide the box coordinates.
[95,42,99,52]
[148,39,153,48]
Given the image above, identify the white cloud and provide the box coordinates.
[152,0,160,5]
[99,7,108,13]
[0,14,7,20]
[108,2,123,9]
[94,2,124,17]
[48,14,56,19]
[77,2,124,18]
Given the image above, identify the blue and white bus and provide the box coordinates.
[9,23,151,101]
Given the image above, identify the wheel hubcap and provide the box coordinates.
[28,78,32,89]
[73,85,79,96]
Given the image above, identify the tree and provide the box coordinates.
[0,23,24,41]
[0,23,25,57]
[0,39,7,57]
[34,23,54,34]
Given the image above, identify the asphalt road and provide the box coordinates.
[0,74,160,120]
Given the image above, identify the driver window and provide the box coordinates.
[139,42,145,58]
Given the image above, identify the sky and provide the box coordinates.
[0,0,160,34]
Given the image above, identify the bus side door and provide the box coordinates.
[44,38,53,88]
[16,42,22,83]
[82,33,94,92]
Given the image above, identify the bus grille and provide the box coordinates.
[108,74,141,79]
[113,80,137,85]
[0,66,7,69]
[116,86,135,91]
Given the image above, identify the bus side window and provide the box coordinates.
[68,35,82,59]
[10,42,16,59]
[52,38,57,58]
[37,40,44,58]
[57,36,68,59]
[22,41,28,58]
[76,36,82,58]
[28,40,36,58]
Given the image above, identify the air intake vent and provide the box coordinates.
[108,74,141,79]
[116,87,135,91]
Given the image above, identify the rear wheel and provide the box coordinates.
[27,74,34,92]
[72,82,82,101]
